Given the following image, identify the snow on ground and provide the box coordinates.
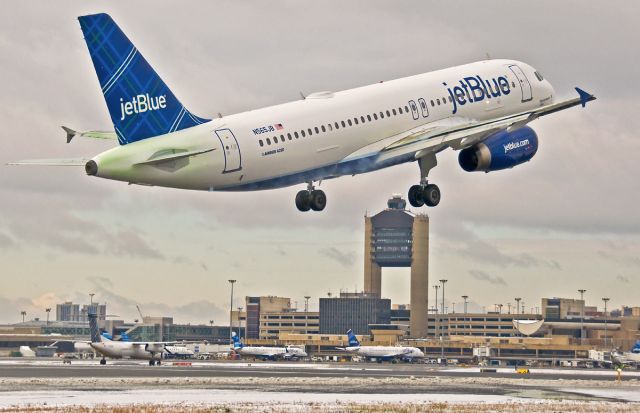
[0,389,524,408]
[446,367,640,377]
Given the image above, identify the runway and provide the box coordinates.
[0,358,639,381]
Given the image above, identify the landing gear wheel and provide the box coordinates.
[295,190,311,212]
[157,360,161,366]
[408,185,425,207]
[100,358,106,365]
[422,184,441,207]
[309,190,327,211]
[149,360,155,366]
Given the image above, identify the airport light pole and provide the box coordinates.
[439,279,448,316]
[21,311,26,323]
[304,296,311,313]
[461,296,468,314]
[45,308,51,326]
[602,297,610,349]
[433,285,440,341]
[498,304,503,314]
[578,289,586,345]
[514,297,521,315]
[89,293,95,306]
[228,279,236,343]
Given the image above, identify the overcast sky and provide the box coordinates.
[1,1,638,324]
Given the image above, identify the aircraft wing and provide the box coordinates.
[342,88,595,164]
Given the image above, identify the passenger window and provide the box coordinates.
[335,122,339,129]
[430,100,435,107]
[436,98,440,105]
[393,108,397,116]
[347,119,352,126]
[294,131,299,139]
[315,127,320,134]
[301,130,305,137]
[404,105,409,112]
[308,128,312,136]
[512,81,516,88]
[380,112,384,119]
[373,113,378,120]
[259,140,264,147]
[448,96,453,103]
[367,115,372,122]
[281,134,286,141]
[328,124,333,131]
[360,116,365,123]
[266,138,271,145]
[341,120,346,127]
[354,118,358,125]
[386,110,391,117]
[287,133,292,140]
[321,125,326,132]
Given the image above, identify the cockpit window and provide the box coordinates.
[534,71,544,81]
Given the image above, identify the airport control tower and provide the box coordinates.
[364,195,429,337]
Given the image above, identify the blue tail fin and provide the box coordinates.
[347,329,360,347]
[77,13,209,145]
[632,340,640,354]
[231,332,243,349]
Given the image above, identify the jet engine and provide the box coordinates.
[458,126,538,172]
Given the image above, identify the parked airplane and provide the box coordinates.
[612,341,640,365]
[99,330,195,359]
[10,13,595,211]
[337,329,424,362]
[87,312,182,365]
[231,332,307,360]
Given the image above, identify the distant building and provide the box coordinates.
[319,292,391,335]
[80,304,106,322]
[259,311,319,339]
[56,302,80,322]
[245,296,292,339]
[542,298,585,320]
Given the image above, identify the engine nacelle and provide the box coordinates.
[458,126,538,172]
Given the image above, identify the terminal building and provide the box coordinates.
[319,292,390,335]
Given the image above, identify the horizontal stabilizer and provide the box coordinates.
[8,158,89,166]
[62,126,117,143]
[575,87,596,107]
[134,148,215,166]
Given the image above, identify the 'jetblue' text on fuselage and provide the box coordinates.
[445,75,511,114]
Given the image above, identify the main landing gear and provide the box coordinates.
[295,183,326,212]
[100,357,107,365]
[408,152,441,208]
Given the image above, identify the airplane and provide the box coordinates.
[86,312,185,365]
[10,13,596,212]
[99,331,195,359]
[231,332,307,360]
[611,341,640,366]
[337,329,424,362]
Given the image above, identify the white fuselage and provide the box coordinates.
[344,345,424,359]
[90,60,554,190]
[234,345,307,359]
[90,340,164,361]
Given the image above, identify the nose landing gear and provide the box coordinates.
[295,183,326,212]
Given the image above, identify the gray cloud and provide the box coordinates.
[469,270,507,286]
[0,1,639,321]
[616,275,631,284]
[320,247,357,267]
[0,232,14,249]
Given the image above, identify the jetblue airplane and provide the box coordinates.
[337,329,424,362]
[12,13,595,212]
[231,332,307,360]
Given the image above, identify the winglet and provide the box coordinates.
[575,87,596,108]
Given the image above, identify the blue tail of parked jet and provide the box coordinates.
[77,13,209,145]
[347,329,360,347]
[231,332,243,349]
[632,340,640,354]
